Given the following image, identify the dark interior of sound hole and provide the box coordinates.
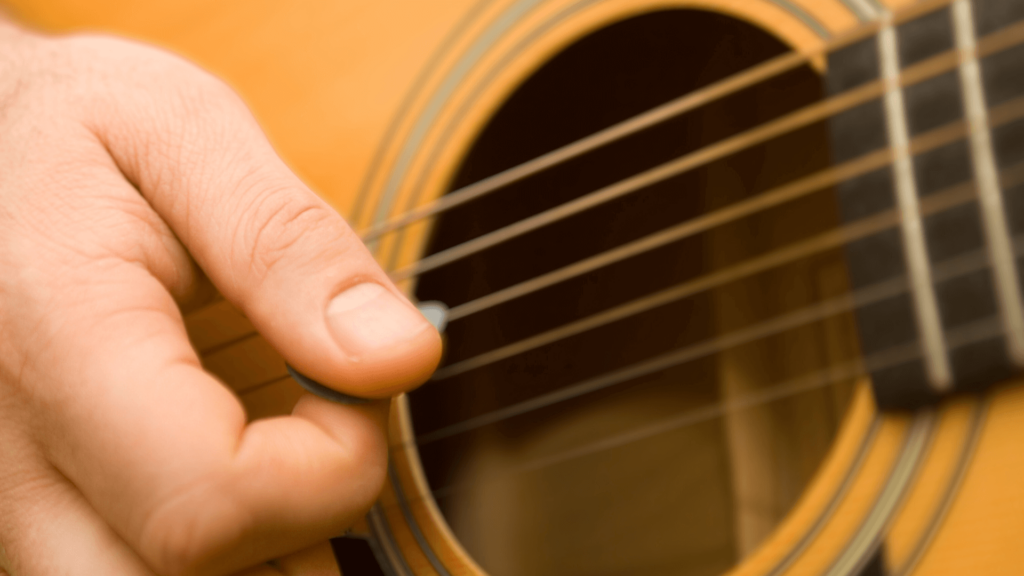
[410,10,856,576]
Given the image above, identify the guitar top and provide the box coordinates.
[9,0,1024,574]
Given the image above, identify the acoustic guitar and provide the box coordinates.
[9,0,1024,574]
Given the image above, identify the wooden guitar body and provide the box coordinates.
[8,0,1024,574]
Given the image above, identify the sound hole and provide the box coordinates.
[410,10,858,576]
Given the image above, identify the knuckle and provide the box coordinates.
[325,414,390,508]
[58,34,247,166]
[236,186,343,278]
[138,485,245,576]
[162,67,243,135]
[347,436,389,502]
[140,516,206,576]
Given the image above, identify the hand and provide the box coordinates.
[0,19,441,576]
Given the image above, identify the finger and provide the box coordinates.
[0,465,155,576]
[30,255,391,575]
[8,120,387,574]
[74,37,441,398]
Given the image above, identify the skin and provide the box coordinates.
[0,14,442,576]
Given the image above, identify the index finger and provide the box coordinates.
[75,35,441,398]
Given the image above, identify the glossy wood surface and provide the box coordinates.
[8,0,1024,574]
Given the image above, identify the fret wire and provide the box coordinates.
[859,310,1003,376]
[841,0,880,22]
[431,153,1024,383]
[357,0,956,243]
[952,0,1024,366]
[388,24,1024,283]
[877,10,952,391]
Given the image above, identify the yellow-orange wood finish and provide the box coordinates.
[7,0,1024,574]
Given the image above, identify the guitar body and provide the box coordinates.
[8,0,1024,574]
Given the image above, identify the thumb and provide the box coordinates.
[84,37,441,397]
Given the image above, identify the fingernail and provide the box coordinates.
[326,283,430,359]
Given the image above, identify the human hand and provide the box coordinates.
[0,19,441,576]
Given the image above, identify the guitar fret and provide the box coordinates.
[878,11,953,391]
[952,0,1024,365]
[841,0,880,22]
[825,3,1024,408]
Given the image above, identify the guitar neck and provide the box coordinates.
[828,0,1024,409]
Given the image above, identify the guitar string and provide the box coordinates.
[182,10,1024,362]
[413,306,998,508]
[441,95,1013,323]
[430,145,1024,383]
[416,312,1001,504]
[380,22,1021,279]
[205,18,1024,407]
[426,362,868,501]
[227,118,1024,397]
[357,0,953,242]
[191,21,1024,360]
[192,85,1017,380]
[378,11,1024,284]
[181,0,984,317]
[235,154,1017,402]
[411,226,1022,448]
[359,2,1015,558]
[879,8,952,390]
[385,34,984,282]
[386,18,1024,388]
[376,306,998,511]
[951,0,1024,365]
[188,20,1019,360]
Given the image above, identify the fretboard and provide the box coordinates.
[828,0,1024,409]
